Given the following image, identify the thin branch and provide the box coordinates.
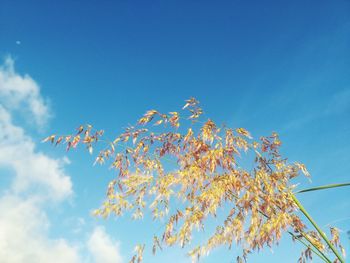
[288,231,331,263]
[296,183,350,194]
[291,194,345,263]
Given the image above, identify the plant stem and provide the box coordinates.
[288,231,331,263]
[257,208,331,262]
[296,182,350,194]
[291,194,345,263]
[254,155,332,262]
[298,232,331,262]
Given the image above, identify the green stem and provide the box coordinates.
[255,155,332,261]
[297,232,331,263]
[228,189,330,262]
[296,183,350,194]
[256,208,331,262]
[288,231,332,263]
[291,194,345,263]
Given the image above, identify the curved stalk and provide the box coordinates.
[255,206,331,262]
[288,231,331,263]
[296,183,350,194]
[291,194,345,263]
[297,232,331,263]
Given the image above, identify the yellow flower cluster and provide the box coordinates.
[45,98,345,263]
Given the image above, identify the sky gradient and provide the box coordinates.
[1,1,350,262]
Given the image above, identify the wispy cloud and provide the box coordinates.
[325,88,350,116]
[280,88,350,133]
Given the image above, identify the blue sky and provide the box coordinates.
[1,1,350,262]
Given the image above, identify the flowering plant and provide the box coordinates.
[45,98,347,263]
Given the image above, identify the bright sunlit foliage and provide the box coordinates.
[45,98,346,263]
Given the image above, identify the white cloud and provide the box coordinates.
[88,226,123,263]
[0,56,50,127]
[0,105,72,201]
[0,56,79,262]
[0,57,123,263]
[0,56,72,201]
[0,195,81,263]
